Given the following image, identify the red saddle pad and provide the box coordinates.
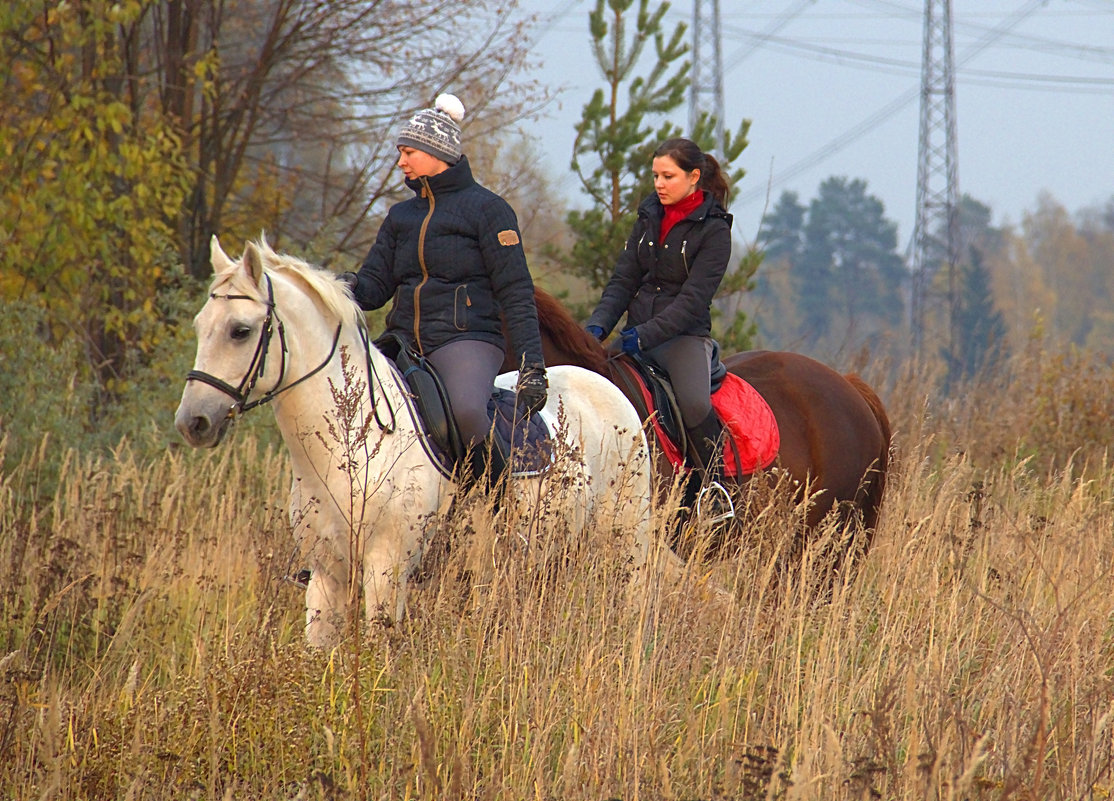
[639,372,780,477]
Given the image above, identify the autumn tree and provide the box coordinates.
[137,0,545,275]
[985,192,1114,353]
[0,1,190,407]
[0,0,542,435]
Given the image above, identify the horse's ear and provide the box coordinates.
[242,241,265,287]
[210,235,232,275]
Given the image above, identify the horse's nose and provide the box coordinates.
[175,409,212,445]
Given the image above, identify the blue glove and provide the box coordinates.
[620,327,641,356]
[585,324,605,341]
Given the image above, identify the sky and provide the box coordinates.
[509,0,1114,250]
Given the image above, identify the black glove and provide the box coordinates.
[338,271,359,294]
[515,364,548,417]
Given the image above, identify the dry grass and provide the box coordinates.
[3,350,1114,800]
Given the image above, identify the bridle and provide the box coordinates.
[185,274,341,418]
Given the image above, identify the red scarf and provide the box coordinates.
[660,189,704,241]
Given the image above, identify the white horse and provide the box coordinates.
[175,237,654,646]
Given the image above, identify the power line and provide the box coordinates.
[735,0,1056,210]
[721,0,816,72]
[720,25,1114,90]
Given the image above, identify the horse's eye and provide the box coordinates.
[230,324,253,341]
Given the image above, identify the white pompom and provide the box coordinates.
[435,93,465,123]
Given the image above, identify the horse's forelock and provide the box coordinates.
[206,262,247,297]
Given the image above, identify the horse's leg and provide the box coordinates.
[360,515,428,627]
[301,529,351,647]
[290,481,352,647]
[304,553,349,647]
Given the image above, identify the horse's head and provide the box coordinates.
[175,236,282,447]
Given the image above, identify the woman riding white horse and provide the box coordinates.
[175,237,655,647]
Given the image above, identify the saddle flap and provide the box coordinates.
[623,354,686,450]
[374,334,466,468]
[614,350,779,478]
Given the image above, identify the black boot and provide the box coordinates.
[460,435,509,500]
[686,410,735,523]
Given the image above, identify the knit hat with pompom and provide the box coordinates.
[396,94,465,164]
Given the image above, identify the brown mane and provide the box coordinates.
[533,288,610,375]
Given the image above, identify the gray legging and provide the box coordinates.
[426,339,505,448]
[642,335,714,428]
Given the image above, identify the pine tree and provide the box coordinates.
[943,245,1008,387]
[795,177,905,352]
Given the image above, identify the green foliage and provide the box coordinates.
[941,245,1008,388]
[0,1,191,416]
[0,302,91,488]
[558,0,691,291]
[755,178,905,358]
[0,260,282,495]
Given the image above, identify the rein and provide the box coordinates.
[185,275,342,418]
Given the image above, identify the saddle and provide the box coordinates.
[610,343,729,457]
[374,333,553,479]
[611,343,779,478]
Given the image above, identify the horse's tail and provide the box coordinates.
[845,373,891,533]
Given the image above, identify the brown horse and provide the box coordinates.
[508,288,892,541]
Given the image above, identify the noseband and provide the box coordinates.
[185,275,341,418]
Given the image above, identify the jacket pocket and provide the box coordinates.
[453,284,471,331]
[385,288,402,330]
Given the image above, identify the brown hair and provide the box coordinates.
[653,137,729,207]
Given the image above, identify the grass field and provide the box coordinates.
[2,349,1114,800]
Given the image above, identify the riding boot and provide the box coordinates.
[686,410,736,523]
[485,434,510,490]
[459,435,510,507]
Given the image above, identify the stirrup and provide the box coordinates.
[696,480,735,524]
[284,569,311,589]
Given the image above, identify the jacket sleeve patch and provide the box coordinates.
[497,230,521,246]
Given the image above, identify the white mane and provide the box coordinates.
[209,237,362,332]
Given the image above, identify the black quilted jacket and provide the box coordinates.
[350,156,543,368]
[587,191,733,351]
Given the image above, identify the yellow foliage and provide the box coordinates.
[0,1,189,399]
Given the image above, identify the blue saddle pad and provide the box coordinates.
[487,389,554,475]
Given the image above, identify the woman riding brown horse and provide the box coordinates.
[507,288,892,547]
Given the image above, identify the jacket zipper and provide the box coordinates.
[681,239,689,274]
[413,177,435,355]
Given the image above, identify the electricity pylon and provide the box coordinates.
[689,0,725,154]
[911,0,961,357]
